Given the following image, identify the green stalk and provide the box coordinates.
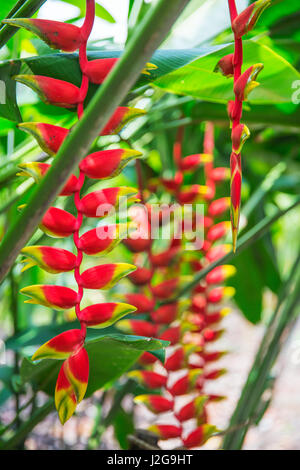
[0,0,191,284]
[0,0,47,49]
[222,256,300,450]
[165,196,300,304]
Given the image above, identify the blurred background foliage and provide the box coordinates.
[0,0,299,450]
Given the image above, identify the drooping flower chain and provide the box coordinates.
[215,0,271,250]
[120,123,235,448]
[9,0,147,424]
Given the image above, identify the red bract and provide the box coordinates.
[78,187,137,218]
[79,149,142,179]
[214,53,234,77]
[40,207,77,238]
[232,0,271,38]
[21,246,76,274]
[19,122,69,155]
[128,266,153,285]
[80,263,136,289]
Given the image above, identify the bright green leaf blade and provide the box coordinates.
[61,0,115,23]
[0,0,17,18]
[154,40,300,104]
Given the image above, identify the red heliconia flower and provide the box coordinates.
[80,263,136,290]
[18,162,79,196]
[150,246,180,267]
[233,64,264,102]
[205,308,230,326]
[178,185,208,204]
[79,302,136,328]
[151,278,179,300]
[135,395,174,414]
[204,369,227,381]
[159,326,181,345]
[84,57,118,84]
[230,151,242,250]
[79,149,142,179]
[231,123,250,153]
[167,370,203,397]
[210,167,230,183]
[179,153,212,172]
[207,286,235,304]
[207,221,231,243]
[205,244,232,263]
[117,319,158,337]
[3,18,84,51]
[128,370,167,389]
[183,425,217,449]
[232,0,271,38]
[139,352,157,365]
[78,224,129,256]
[148,424,182,440]
[122,293,155,314]
[161,171,183,192]
[151,303,179,324]
[40,207,77,238]
[175,396,208,423]
[20,284,78,310]
[78,187,137,218]
[214,53,234,77]
[100,107,146,135]
[123,236,152,253]
[21,246,76,274]
[200,350,227,363]
[128,266,153,285]
[18,123,69,155]
[203,328,225,343]
[206,265,236,285]
[165,347,185,371]
[32,329,84,361]
[208,197,230,217]
[14,75,80,108]
[55,347,89,424]
[227,100,242,125]
[191,294,207,314]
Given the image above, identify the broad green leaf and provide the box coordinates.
[0,1,16,19]
[154,40,300,104]
[0,61,22,122]
[20,333,168,397]
[114,407,135,450]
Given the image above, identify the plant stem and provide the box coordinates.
[0,0,191,284]
[165,196,300,303]
[0,0,47,49]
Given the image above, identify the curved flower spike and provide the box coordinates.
[18,123,69,155]
[32,329,84,361]
[78,223,131,256]
[78,187,138,218]
[183,425,218,449]
[179,154,212,172]
[134,395,174,414]
[233,64,264,101]
[79,302,136,328]
[101,107,146,135]
[2,19,83,52]
[21,246,76,274]
[214,53,234,77]
[206,265,236,285]
[13,75,80,109]
[117,319,158,337]
[80,263,136,290]
[18,162,79,196]
[231,123,250,153]
[20,284,78,310]
[148,425,182,440]
[40,207,77,238]
[232,0,272,39]
[55,347,89,424]
[79,149,142,179]
[128,370,167,389]
[175,396,208,423]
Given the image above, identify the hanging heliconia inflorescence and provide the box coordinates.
[7,0,150,424]
[119,122,235,449]
[214,0,271,250]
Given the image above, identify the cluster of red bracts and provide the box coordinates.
[214,0,270,250]
[13,0,149,424]
[118,123,235,448]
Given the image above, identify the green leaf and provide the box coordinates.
[114,407,134,449]
[154,40,300,104]
[61,0,115,23]
[0,0,17,18]
[20,333,168,397]
[0,61,22,122]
